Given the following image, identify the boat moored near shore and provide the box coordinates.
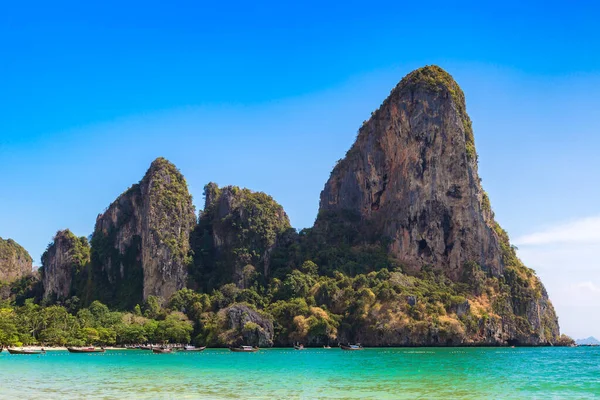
[340,344,364,351]
[7,347,46,355]
[152,347,173,354]
[229,346,259,353]
[181,345,206,352]
[67,347,105,353]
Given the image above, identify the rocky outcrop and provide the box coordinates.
[218,303,274,347]
[41,229,90,301]
[191,183,290,289]
[318,66,502,279]
[89,157,196,308]
[0,237,32,283]
[316,65,559,345]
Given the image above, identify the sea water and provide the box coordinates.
[0,347,598,399]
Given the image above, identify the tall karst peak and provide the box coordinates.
[87,157,196,308]
[318,65,501,280]
[316,65,559,344]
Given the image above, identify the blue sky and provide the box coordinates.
[1,1,599,339]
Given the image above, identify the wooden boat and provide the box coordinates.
[293,344,305,350]
[140,345,153,350]
[181,346,206,352]
[152,347,173,354]
[323,345,332,349]
[7,348,46,355]
[340,344,364,351]
[229,345,259,353]
[67,347,105,353]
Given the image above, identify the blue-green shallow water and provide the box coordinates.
[0,347,599,399]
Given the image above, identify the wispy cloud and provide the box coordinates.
[515,215,600,246]
[573,281,600,293]
[514,215,600,338]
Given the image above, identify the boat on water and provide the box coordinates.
[229,345,259,353]
[340,344,364,351]
[67,347,105,353]
[152,347,173,354]
[140,345,153,350]
[7,348,46,355]
[293,344,305,350]
[323,345,332,349]
[181,345,206,352]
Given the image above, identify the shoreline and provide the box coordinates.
[2,344,582,351]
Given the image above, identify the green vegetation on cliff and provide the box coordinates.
[397,65,476,159]
[41,229,91,302]
[0,238,32,265]
[89,215,144,309]
[191,183,291,291]
[144,157,195,261]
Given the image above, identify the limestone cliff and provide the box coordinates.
[0,237,32,283]
[316,66,559,345]
[41,229,90,301]
[89,157,196,308]
[318,66,503,279]
[191,183,291,290]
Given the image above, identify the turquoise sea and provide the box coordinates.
[0,347,599,399]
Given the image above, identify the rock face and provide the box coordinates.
[89,158,196,308]
[191,183,291,289]
[218,304,274,347]
[0,237,32,283]
[41,230,90,301]
[317,66,559,345]
[318,66,502,279]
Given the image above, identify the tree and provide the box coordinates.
[281,270,315,300]
[117,322,148,344]
[0,308,19,346]
[144,296,163,319]
[299,261,318,276]
[168,289,208,321]
[15,299,43,343]
[155,312,193,344]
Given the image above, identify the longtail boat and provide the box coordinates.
[7,348,46,355]
[340,344,364,351]
[229,345,259,353]
[152,347,173,354]
[67,347,105,353]
[293,344,305,350]
[181,346,206,352]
